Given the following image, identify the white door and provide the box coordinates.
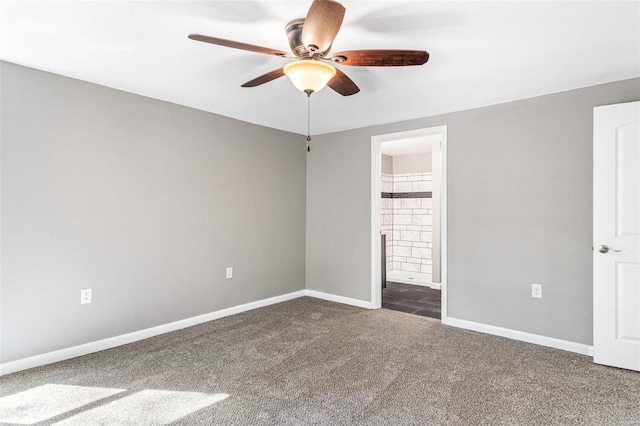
[593,101,640,371]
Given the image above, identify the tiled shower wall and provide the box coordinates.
[381,173,433,282]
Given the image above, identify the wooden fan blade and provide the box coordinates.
[301,0,346,53]
[188,34,287,57]
[328,68,360,96]
[241,68,285,87]
[332,49,429,67]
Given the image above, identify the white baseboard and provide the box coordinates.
[0,290,307,376]
[0,289,374,376]
[443,316,594,356]
[304,289,373,309]
[0,291,593,375]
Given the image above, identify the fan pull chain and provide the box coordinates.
[306,91,311,152]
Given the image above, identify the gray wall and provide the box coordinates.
[306,78,640,345]
[381,154,393,174]
[393,153,432,174]
[0,62,306,363]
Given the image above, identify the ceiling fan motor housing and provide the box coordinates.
[286,19,331,58]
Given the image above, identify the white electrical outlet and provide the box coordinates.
[226,267,233,279]
[80,288,92,304]
[531,283,542,299]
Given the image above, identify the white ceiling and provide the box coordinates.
[1,1,638,136]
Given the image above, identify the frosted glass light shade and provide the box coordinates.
[283,60,336,93]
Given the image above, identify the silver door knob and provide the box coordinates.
[599,245,622,253]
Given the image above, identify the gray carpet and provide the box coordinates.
[1,297,639,425]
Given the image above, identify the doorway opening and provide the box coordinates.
[370,126,447,321]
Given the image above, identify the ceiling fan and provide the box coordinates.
[188,0,430,96]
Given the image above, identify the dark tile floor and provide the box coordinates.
[382,281,441,319]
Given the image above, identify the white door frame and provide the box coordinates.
[370,125,448,322]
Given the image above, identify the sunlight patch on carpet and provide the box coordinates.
[52,389,229,425]
[0,383,125,425]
